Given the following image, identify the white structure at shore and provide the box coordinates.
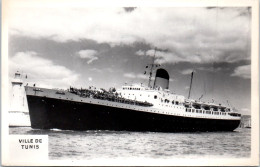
[9,71,30,127]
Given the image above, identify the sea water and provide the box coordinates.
[9,127,251,160]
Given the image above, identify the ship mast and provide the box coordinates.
[148,48,157,88]
[188,71,194,99]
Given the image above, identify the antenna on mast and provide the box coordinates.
[227,100,232,108]
[148,48,157,88]
[188,71,194,99]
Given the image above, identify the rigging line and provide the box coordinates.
[203,76,206,96]
[211,7,219,100]
[148,48,157,88]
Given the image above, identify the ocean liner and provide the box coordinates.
[25,53,241,132]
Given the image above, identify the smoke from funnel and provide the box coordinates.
[153,68,170,90]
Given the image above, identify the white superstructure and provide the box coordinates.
[117,83,240,120]
[118,84,185,110]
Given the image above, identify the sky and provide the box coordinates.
[7,4,251,115]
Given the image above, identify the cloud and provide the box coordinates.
[9,51,80,88]
[185,86,190,90]
[90,68,102,73]
[231,64,251,79]
[124,73,136,78]
[240,108,250,114]
[135,50,146,56]
[179,66,223,75]
[179,65,224,76]
[77,50,98,64]
[90,67,114,73]
[136,74,148,79]
[123,73,147,80]
[9,6,251,64]
[197,66,222,72]
[136,49,189,64]
[124,7,137,13]
[180,69,194,75]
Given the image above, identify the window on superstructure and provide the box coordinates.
[172,100,175,104]
[154,95,157,99]
[204,106,210,110]
[176,101,179,105]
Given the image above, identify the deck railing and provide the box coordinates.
[185,108,239,117]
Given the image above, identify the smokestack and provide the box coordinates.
[153,68,170,90]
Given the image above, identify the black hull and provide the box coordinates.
[27,95,240,132]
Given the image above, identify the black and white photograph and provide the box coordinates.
[2,0,259,166]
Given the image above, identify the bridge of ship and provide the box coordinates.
[120,84,186,108]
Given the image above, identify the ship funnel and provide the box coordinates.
[153,68,169,90]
